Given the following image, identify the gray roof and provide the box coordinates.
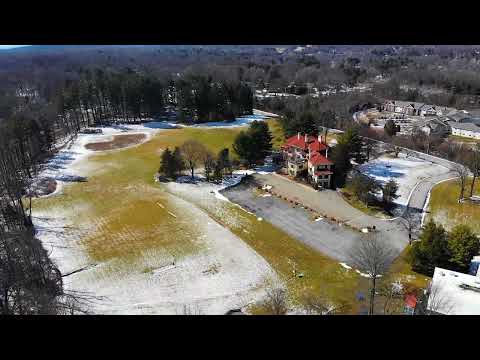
[421,117,449,128]
[447,112,470,122]
[448,121,480,133]
[464,109,480,117]
[393,101,424,109]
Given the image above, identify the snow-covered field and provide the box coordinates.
[358,153,451,206]
[36,122,175,198]
[32,120,279,314]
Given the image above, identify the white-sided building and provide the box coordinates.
[427,267,480,315]
[448,121,480,139]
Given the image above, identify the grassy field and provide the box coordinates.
[427,177,480,233]
[33,127,244,266]
[448,135,480,145]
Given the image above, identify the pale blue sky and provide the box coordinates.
[0,45,30,49]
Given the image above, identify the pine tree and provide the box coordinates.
[410,220,450,276]
[447,224,480,272]
[382,179,400,206]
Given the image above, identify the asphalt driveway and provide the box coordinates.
[222,174,410,263]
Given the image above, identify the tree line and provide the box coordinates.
[0,129,90,314]
[158,121,273,180]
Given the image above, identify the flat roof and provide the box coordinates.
[428,267,480,315]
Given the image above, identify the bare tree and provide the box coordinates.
[452,162,470,202]
[349,232,396,315]
[467,143,480,197]
[377,280,404,315]
[180,140,208,180]
[260,281,289,315]
[400,206,418,244]
[301,292,349,315]
[416,282,454,315]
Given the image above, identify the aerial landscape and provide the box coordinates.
[1,45,480,315]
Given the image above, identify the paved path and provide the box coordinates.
[407,172,457,212]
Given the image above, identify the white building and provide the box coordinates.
[448,121,480,139]
[427,267,480,315]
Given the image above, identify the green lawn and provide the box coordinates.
[427,177,480,234]
[448,135,480,145]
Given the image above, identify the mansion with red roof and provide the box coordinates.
[281,132,333,188]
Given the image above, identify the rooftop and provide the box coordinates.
[309,153,333,166]
[428,267,480,315]
[284,133,328,152]
[447,121,480,133]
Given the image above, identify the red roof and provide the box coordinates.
[404,294,417,308]
[309,152,333,166]
[284,134,328,152]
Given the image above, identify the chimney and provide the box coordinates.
[297,132,300,140]
[318,134,322,143]
[325,147,329,158]
[305,133,308,143]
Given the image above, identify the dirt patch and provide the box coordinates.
[85,133,147,151]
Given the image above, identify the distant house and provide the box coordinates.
[383,100,420,116]
[281,133,333,188]
[427,267,480,315]
[418,104,439,117]
[382,100,446,117]
[415,117,450,136]
[447,121,480,139]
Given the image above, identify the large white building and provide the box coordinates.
[427,267,480,315]
[448,121,480,139]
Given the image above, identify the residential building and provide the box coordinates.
[281,132,333,188]
[447,121,480,139]
[382,100,449,117]
[415,117,450,136]
[427,267,480,315]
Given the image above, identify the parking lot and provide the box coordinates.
[221,174,410,263]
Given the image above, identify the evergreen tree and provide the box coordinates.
[410,220,450,276]
[233,131,255,166]
[233,121,272,166]
[447,225,480,272]
[248,121,273,161]
[382,179,400,206]
[159,148,175,178]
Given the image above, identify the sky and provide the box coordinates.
[0,45,31,49]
